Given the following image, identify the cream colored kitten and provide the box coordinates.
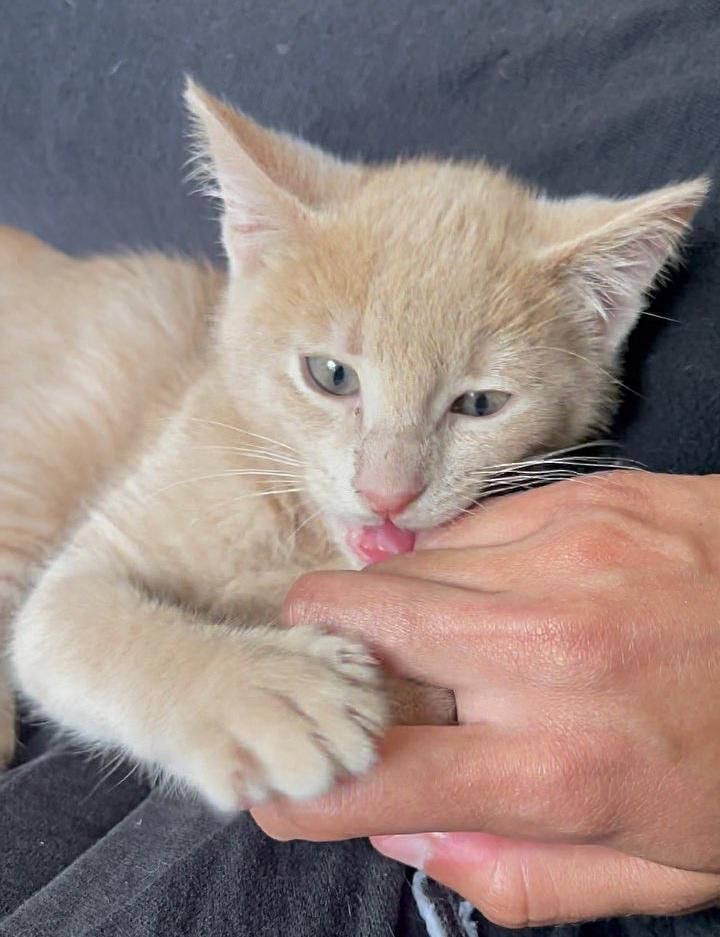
[1,80,707,810]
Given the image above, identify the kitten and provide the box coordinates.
[1,79,706,810]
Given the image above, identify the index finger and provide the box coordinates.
[416,481,583,550]
[417,471,636,550]
[283,570,534,689]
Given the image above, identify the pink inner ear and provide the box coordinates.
[580,269,647,353]
[222,216,277,275]
[575,231,679,354]
[232,222,266,237]
[596,290,637,353]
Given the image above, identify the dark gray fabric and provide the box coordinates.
[2,1,720,935]
[0,747,149,919]
[0,742,407,937]
[3,742,720,936]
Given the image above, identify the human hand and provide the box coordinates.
[254,472,720,925]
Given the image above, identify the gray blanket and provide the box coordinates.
[2,1,720,934]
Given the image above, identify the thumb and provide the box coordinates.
[371,833,720,928]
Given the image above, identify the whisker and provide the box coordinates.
[477,476,585,495]
[531,440,621,456]
[533,455,642,465]
[193,445,303,467]
[250,481,307,492]
[462,437,647,506]
[469,459,643,479]
[289,506,325,541]
[475,475,565,490]
[472,465,634,486]
[501,302,675,340]
[466,441,646,481]
[474,476,594,501]
[536,345,643,399]
[186,417,299,454]
[229,486,305,502]
[145,470,304,501]
[473,440,621,472]
[639,310,679,324]
[480,471,590,484]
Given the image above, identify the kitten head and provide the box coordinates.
[185,79,708,564]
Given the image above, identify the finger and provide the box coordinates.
[417,488,564,550]
[372,833,720,928]
[361,541,563,591]
[418,469,680,552]
[252,726,597,846]
[283,571,538,688]
[417,477,610,551]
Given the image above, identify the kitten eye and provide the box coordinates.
[451,390,511,417]
[305,356,360,397]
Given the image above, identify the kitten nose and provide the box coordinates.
[360,486,425,517]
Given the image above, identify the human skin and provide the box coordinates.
[253,471,720,927]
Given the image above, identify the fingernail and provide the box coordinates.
[370,834,434,870]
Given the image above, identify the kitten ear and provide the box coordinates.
[184,77,313,274]
[185,78,364,209]
[541,178,709,354]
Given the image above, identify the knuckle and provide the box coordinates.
[480,895,533,930]
[476,859,533,930]
[549,482,706,574]
[562,511,636,568]
[475,837,563,928]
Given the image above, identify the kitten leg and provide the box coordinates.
[12,562,387,811]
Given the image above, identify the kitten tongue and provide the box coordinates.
[348,520,417,566]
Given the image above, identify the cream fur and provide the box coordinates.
[1,80,707,809]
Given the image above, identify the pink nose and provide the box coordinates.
[360,486,425,517]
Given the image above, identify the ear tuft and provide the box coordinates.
[182,77,307,274]
[183,76,223,201]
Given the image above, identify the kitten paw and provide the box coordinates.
[176,626,387,811]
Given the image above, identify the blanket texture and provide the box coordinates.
[1,1,719,934]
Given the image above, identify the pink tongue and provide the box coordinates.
[348,520,417,566]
